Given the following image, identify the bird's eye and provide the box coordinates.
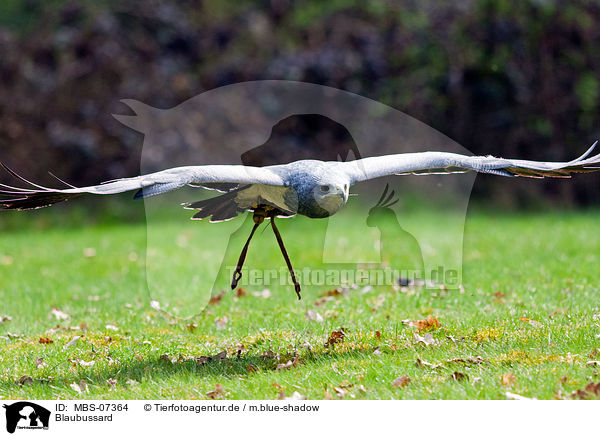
[320,185,330,193]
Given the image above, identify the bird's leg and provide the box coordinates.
[269,212,302,300]
[231,208,265,290]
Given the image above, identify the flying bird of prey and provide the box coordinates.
[2,142,600,299]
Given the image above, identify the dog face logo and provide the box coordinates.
[3,402,50,433]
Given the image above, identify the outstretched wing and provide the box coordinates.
[339,141,600,184]
[0,164,284,210]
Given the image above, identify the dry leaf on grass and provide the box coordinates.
[251,289,272,299]
[17,375,33,386]
[64,336,81,348]
[197,350,227,365]
[209,289,226,305]
[38,337,53,345]
[392,376,411,388]
[450,371,468,382]
[415,358,442,369]
[260,350,277,359]
[51,307,70,320]
[276,355,299,371]
[70,380,88,394]
[325,328,346,347]
[305,310,324,323]
[571,381,600,399]
[519,316,542,328]
[68,359,95,367]
[235,287,247,298]
[82,247,96,258]
[206,383,226,399]
[214,317,228,330]
[406,315,442,332]
[505,392,536,400]
[319,288,348,298]
[501,372,516,387]
[313,295,336,306]
[413,333,437,346]
[447,356,485,365]
[279,391,306,400]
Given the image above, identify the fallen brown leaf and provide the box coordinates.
[450,371,468,382]
[276,355,299,371]
[260,350,277,359]
[38,337,53,345]
[209,289,226,305]
[17,375,33,385]
[313,296,335,306]
[374,330,381,340]
[235,287,247,298]
[197,350,227,365]
[501,372,516,387]
[415,358,442,369]
[519,316,542,328]
[392,375,411,388]
[325,328,346,347]
[571,381,600,399]
[447,356,485,365]
[411,315,442,332]
[206,383,227,399]
[319,288,347,298]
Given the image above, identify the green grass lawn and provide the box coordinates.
[1,202,599,400]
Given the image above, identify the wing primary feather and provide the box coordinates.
[0,162,52,190]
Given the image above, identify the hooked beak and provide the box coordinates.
[332,185,347,201]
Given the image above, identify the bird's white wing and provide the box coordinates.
[339,142,600,184]
[0,164,284,210]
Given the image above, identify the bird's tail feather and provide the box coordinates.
[184,188,247,222]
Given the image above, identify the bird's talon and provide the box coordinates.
[231,270,242,289]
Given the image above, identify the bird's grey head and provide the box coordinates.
[285,161,350,218]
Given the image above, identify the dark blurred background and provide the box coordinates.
[0,0,599,209]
